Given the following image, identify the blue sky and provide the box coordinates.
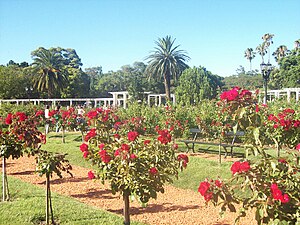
[0,0,299,77]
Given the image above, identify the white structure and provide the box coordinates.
[263,88,300,102]
[108,91,130,108]
[147,94,176,106]
[0,98,114,108]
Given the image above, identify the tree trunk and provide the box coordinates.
[123,191,130,225]
[81,130,84,143]
[46,174,50,225]
[163,73,171,102]
[2,157,6,201]
[62,126,65,143]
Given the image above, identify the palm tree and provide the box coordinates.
[272,45,289,62]
[262,33,274,62]
[31,48,68,98]
[145,36,190,101]
[256,43,267,63]
[244,48,256,71]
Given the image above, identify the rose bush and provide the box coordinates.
[0,111,45,201]
[80,107,188,225]
[198,87,300,225]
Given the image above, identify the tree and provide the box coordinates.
[145,36,190,101]
[0,65,35,99]
[31,47,68,98]
[85,66,103,97]
[175,66,223,105]
[270,49,300,88]
[262,33,274,62]
[244,48,256,70]
[256,43,267,62]
[272,45,289,62]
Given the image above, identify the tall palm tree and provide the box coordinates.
[244,48,256,71]
[272,45,289,62]
[31,48,68,98]
[256,43,267,63]
[145,36,190,101]
[262,33,274,62]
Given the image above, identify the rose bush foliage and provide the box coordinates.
[199,87,300,225]
[80,107,188,204]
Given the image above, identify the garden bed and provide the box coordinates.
[4,156,256,225]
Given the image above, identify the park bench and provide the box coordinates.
[180,128,245,162]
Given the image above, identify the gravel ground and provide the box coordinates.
[5,156,256,225]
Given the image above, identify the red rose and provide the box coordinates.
[198,181,210,196]
[173,143,178,150]
[215,180,222,188]
[278,158,287,164]
[80,143,88,152]
[16,112,27,121]
[99,150,111,163]
[177,154,189,168]
[99,143,105,150]
[272,188,283,201]
[240,161,250,172]
[88,171,95,179]
[114,134,120,139]
[280,193,290,203]
[157,129,172,144]
[130,154,137,159]
[149,167,158,175]
[144,140,151,145]
[83,151,89,158]
[296,143,300,151]
[5,113,13,125]
[114,149,121,157]
[127,131,139,142]
[87,110,98,119]
[121,144,130,152]
[203,192,213,202]
[230,161,241,174]
[35,110,44,117]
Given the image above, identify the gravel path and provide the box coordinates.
[5,156,255,225]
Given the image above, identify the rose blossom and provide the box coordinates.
[5,113,13,125]
[149,167,158,175]
[198,181,210,196]
[80,143,88,152]
[127,131,139,142]
[296,143,300,151]
[144,140,151,145]
[231,161,250,174]
[130,153,137,159]
[88,171,95,179]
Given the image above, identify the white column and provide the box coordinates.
[296,91,299,102]
[287,90,291,102]
[158,95,162,106]
[123,93,127,109]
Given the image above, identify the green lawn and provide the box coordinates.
[0,175,146,225]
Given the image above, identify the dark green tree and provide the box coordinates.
[85,66,103,97]
[175,66,223,105]
[145,36,190,101]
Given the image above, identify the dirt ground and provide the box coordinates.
[5,155,256,225]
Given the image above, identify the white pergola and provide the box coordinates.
[1,88,299,108]
[147,94,176,106]
[264,88,300,102]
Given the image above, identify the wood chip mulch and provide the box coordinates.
[5,155,256,225]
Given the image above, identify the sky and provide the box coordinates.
[0,0,299,77]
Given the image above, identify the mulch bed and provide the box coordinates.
[4,155,256,225]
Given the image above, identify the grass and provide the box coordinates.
[0,175,146,225]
